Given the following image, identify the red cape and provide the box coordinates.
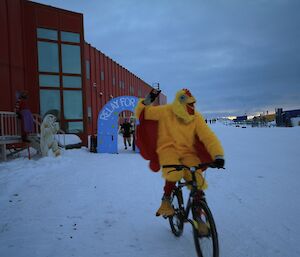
[136,109,213,172]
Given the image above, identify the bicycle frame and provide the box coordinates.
[175,167,206,228]
[166,163,222,257]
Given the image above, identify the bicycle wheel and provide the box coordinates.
[168,188,184,237]
[192,201,219,257]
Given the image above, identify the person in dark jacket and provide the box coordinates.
[15,91,34,142]
[119,119,132,149]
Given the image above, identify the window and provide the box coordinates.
[130,86,134,94]
[39,74,60,87]
[86,61,90,80]
[38,41,59,72]
[61,44,81,74]
[63,90,83,119]
[63,76,82,88]
[37,27,84,135]
[67,121,83,133]
[40,90,61,117]
[112,77,115,86]
[100,71,104,81]
[87,107,92,118]
[37,28,58,40]
[61,31,80,43]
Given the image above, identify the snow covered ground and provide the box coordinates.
[0,123,299,257]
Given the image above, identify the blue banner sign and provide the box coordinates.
[97,96,139,153]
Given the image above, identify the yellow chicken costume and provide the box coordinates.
[135,89,224,217]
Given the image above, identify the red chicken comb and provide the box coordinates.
[182,88,192,97]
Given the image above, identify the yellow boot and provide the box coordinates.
[194,218,210,237]
[156,196,175,217]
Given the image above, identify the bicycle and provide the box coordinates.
[162,163,223,257]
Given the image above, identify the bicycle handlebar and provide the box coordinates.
[162,162,224,171]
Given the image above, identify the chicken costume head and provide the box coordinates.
[171,89,196,123]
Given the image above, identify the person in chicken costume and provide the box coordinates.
[135,88,225,217]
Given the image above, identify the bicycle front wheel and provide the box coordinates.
[192,201,219,257]
[168,189,184,237]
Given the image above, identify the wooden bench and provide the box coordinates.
[6,139,31,160]
[0,137,23,161]
[0,112,22,161]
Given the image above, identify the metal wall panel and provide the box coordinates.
[84,43,92,135]
[59,12,82,33]
[118,65,122,96]
[107,57,113,99]
[115,62,119,98]
[117,65,121,97]
[35,3,59,29]
[99,52,105,109]
[0,0,26,111]
[112,61,117,97]
[7,0,25,106]
[0,0,11,110]
[121,67,125,96]
[90,46,97,133]
[112,58,116,98]
[94,50,101,115]
[23,1,39,113]
[125,69,129,96]
[124,67,127,97]
[103,55,109,104]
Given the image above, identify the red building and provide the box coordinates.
[0,0,167,145]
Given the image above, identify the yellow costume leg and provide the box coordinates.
[156,149,184,216]
[159,149,184,182]
[181,154,208,190]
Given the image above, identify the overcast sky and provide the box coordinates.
[33,0,300,118]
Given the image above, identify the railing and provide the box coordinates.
[1,110,66,144]
[0,111,21,141]
[32,113,42,134]
[0,112,22,161]
[0,111,67,161]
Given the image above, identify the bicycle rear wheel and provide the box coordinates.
[168,189,184,237]
[192,201,219,257]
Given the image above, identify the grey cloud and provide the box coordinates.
[33,0,300,117]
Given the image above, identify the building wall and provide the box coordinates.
[0,0,167,145]
[0,0,85,110]
[0,0,26,111]
[84,43,166,136]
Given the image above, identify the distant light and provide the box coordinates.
[227,116,237,120]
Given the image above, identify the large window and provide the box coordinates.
[61,31,80,43]
[37,42,59,72]
[37,28,83,134]
[39,90,61,117]
[67,122,83,133]
[86,61,90,80]
[63,76,82,88]
[63,90,83,119]
[62,44,81,74]
[37,28,58,40]
[39,74,60,87]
